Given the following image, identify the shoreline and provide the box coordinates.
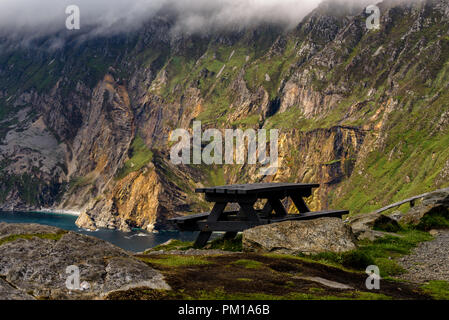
[0,208,81,216]
[37,208,81,216]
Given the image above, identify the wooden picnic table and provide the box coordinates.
[170,183,348,248]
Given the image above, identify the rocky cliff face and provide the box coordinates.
[1,0,449,231]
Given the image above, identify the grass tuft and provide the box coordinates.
[422,281,449,300]
[231,259,264,269]
[0,231,67,246]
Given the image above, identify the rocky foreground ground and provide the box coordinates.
[398,230,449,283]
[0,220,440,300]
[1,188,448,300]
[0,221,430,300]
[0,223,170,300]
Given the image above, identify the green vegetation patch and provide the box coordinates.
[231,115,260,128]
[231,259,264,269]
[207,168,225,187]
[305,229,432,277]
[0,173,54,206]
[116,135,153,179]
[338,291,393,300]
[0,231,67,246]
[68,175,95,191]
[262,252,360,274]
[422,281,449,300]
[122,252,427,300]
[303,251,375,271]
[237,278,253,282]
[105,288,170,300]
[181,287,392,300]
[416,206,449,231]
[138,255,212,267]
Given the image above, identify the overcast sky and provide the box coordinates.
[0,0,324,37]
[0,0,382,43]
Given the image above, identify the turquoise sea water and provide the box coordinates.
[0,211,200,252]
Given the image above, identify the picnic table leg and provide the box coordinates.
[290,193,310,213]
[194,232,213,248]
[194,202,227,248]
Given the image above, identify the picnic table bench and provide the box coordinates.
[169,183,349,248]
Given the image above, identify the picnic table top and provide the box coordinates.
[195,182,320,195]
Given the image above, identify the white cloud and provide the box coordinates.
[0,0,323,39]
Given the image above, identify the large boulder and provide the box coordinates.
[0,223,170,300]
[242,218,357,255]
[399,188,449,229]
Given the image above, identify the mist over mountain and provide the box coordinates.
[0,0,448,232]
[0,0,321,39]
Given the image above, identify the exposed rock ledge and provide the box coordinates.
[0,223,170,300]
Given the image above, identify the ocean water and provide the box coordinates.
[0,211,200,252]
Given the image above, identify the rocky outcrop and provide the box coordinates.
[0,223,170,300]
[347,211,401,240]
[271,126,366,210]
[75,152,206,231]
[399,188,449,229]
[222,126,366,211]
[242,218,357,255]
[421,188,449,207]
[59,74,135,211]
[346,188,449,237]
[347,212,400,232]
